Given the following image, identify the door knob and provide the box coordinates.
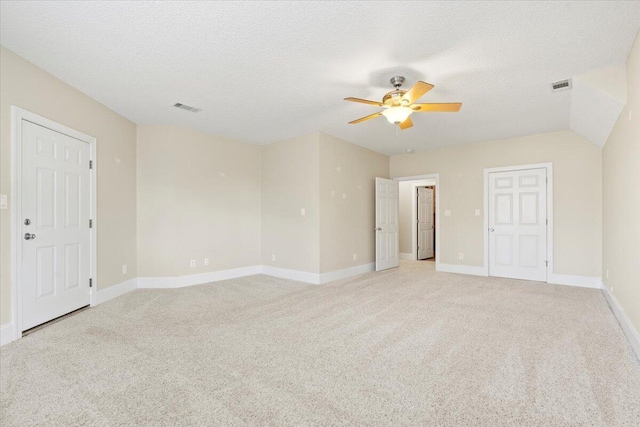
[490,228,495,232]
[24,233,36,240]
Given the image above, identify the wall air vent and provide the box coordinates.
[173,103,202,113]
[550,79,572,92]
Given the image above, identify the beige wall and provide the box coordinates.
[319,133,388,273]
[0,46,137,325]
[261,134,320,273]
[399,179,435,255]
[137,125,261,277]
[602,31,640,332]
[390,131,602,277]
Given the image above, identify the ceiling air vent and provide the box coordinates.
[550,79,571,92]
[173,103,202,113]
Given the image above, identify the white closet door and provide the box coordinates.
[375,177,399,271]
[489,168,547,281]
[21,120,91,330]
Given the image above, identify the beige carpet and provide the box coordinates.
[2,261,639,426]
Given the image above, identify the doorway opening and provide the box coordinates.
[394,175,439,263]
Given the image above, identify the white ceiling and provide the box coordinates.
[1,1,639,155]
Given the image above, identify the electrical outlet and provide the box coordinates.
[342,193,347,199]
[353,253,357,261]
[458,253,464,260]
[0,194,7,210]
[122,264,127,275]
[444,210,452,217]
[272,254,276,262]
[190,260,196,268]
[300,208,306,216]
[204,258,209,266]
[475,209,480,216]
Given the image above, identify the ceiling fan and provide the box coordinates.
[344,76,462,130]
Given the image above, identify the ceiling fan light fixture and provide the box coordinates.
[382,106,413,124]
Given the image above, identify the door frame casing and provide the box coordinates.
[10,106,97,340]
[483,163,553,280]
[392,174,440,267]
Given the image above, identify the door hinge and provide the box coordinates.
[545,261,548,267]
[546,219,548,225]
[89,219,93,228]
[89,278,93,288]
[89,160,93,169]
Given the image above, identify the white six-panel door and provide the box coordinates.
[375,177,399,271]
[489,168,547,281]
[21,120,91,330]
[417,187,434,260]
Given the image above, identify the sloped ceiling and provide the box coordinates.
[570,64,627,147]
[1,1,639,154]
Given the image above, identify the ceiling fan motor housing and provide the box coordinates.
[383,90,407,106]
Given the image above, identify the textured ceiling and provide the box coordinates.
[1,1,639,155]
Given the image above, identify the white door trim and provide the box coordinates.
[392,174,440,267]
[10,106,97,342]
[483,163,553,279]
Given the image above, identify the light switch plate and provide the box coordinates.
[122,264,127,275]
[444,210,451,217]
[300,208,306,216]
[0,194,7,210]
[204,258,210,266]
[475,209,480,216]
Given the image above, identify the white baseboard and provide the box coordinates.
[399,253,414,261]
[601,283,640,360]
[93,278,138,305]
[137,276,177,289]
[436,262,487,276]
[435,263,602,290]
[178,266,262,287]
[319,263,375,284]
[260,265,320,284]
[139,263,375,288]
[548,273,602,289]
[1,323,16,346]
[139,265,262,289]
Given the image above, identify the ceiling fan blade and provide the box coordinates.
[344,97,384,106]
[401,81,434,104]
[399,117,413,130]
[412,103,462,112]
[348,112,382,124]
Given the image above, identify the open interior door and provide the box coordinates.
[417,187,435,260]
[375,177,399,271]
